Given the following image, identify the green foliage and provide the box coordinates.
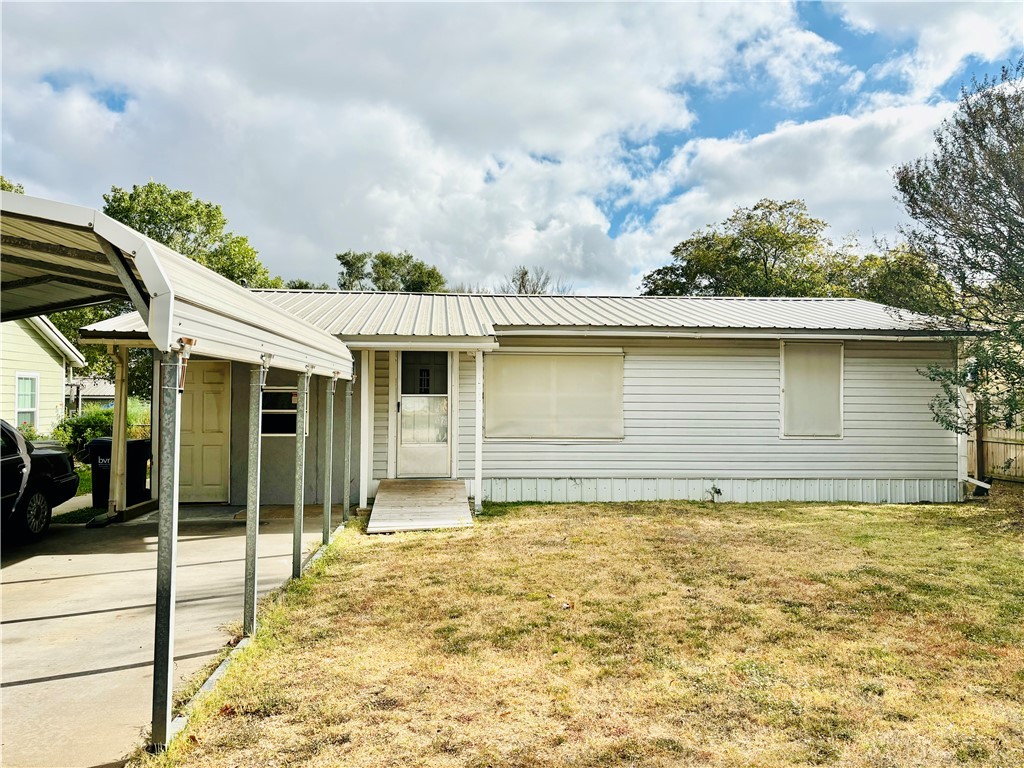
[895,60,1024,432]
[51,407,113,455]
[16,422,41,441]
[640,198,952,316]
[336,250,446,292]
[1,175,25,193]
[284,278,331,290]
[51,398,151,455]
[102,182,282,288]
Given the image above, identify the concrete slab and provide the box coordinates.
[0,506,325,768]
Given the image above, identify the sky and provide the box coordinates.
[2,2,1022,294]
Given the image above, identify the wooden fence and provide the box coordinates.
[968,424,1024,482]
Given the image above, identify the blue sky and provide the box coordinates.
[2,2,1021,293]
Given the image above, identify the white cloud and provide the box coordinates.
[838,1,1023,102]
[0,2,1017,294]
[615,101,958,290]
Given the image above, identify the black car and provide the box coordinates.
[1,419,79,542]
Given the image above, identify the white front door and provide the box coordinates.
[180,360,231,503]
[397,351,450,478]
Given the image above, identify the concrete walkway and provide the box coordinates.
[367,479,473,533]
[0,506,326,768]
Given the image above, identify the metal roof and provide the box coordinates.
[248,290,950,338]
[1,193,352,377]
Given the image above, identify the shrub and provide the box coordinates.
[52,398,151,458]
[52,407,113,458]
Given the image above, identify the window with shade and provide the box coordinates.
[781,342,843,438]
[15,374,38,430]
[484,352,624,439]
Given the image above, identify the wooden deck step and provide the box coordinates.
[367,479,473,534]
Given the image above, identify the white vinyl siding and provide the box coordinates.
[459,340,957,481]
[484,352,623,439]
[0,320,68,435]
[782,342,843,438]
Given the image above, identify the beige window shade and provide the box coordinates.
[783,342,843,437]
[485,353,624,439]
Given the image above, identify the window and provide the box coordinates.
[261,387,308,437]
[484,352,624,439]
[15,374,39,430]
[781,342,843,438]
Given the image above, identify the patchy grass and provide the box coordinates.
[75,464,92,496]
[135,497,1023,767]
[51,506,104,524]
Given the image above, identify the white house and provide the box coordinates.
[83,291,964,506]
[0,316,85,434]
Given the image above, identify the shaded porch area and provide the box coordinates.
[367,479,473,533]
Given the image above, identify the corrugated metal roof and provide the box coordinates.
[2,193,352,377]
[251,291,949,337]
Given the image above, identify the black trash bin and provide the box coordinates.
[89,438,152,508]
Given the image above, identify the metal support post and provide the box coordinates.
[343,378,353,522]
[151,349,182,750]
[243,363,267,636]
[323,375,337,544]
[474,351,484,513]
[293,369,311,579]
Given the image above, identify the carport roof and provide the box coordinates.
[1,192,352,378]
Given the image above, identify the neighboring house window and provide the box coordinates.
[781,342,843,438]
[15,373,39,430]
[484,352,624,439]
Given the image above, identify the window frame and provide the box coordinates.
[15,372,40,431]
[779,341,845,440]
[260,386,309,437]
[483,348,625,443]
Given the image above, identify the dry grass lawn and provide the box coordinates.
[140,493,1023,767]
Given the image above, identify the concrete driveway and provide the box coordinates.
[1,506,327,768]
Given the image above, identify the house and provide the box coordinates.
[82,291,965,506]
[0,316,86,435]
[67,376,116,412]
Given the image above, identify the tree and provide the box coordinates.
[641,199,843,298]
[895,60,1024,433]
[285,279,331,290]
[101,182,283,288]
[50,181,284,395]
[335,250,446,292]
[496,265,573,294]
[1,176,24,193]
[640,199,952,316]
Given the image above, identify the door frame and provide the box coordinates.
[388,349,456,479]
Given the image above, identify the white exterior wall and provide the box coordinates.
[0,319,68,435]
[455,340,960,504]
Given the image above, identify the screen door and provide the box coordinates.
[397,351,450,477]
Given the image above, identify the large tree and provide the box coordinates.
[895,60,1024,433]
[641,199,845,298]
[336,250,446,292]
[641,198,950,315]
[50,182,284,395]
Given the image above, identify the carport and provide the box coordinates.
[0,191,354,749]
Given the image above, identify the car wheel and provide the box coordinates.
[16,489,51,541]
